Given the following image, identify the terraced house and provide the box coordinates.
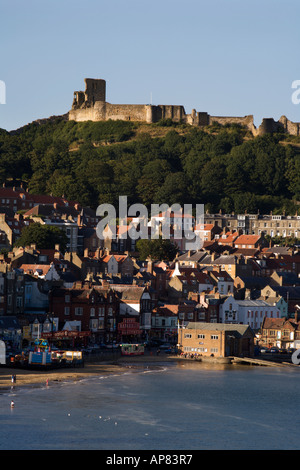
[260,315,300,350]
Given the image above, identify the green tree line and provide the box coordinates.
[0,117,299,214]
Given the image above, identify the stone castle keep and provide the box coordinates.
[68,78,300,137]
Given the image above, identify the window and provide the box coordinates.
[65,295,70,303]
[64,307,70,315]
[90,319,98,330]
[184,334,192,338]
[210,348,218,353]
[211,335,219,340]
[98,307,104,316]
[198,334,205,339]
[75,307,83,316]
[90,307,95,317]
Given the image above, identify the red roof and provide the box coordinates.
[0,187,80,207]
[234,234,260,245]
[218,231,239,244]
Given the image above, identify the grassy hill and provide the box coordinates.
[0,117,299,214]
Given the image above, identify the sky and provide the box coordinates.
[1,0,300,131]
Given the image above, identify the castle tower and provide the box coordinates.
[84,78,106,104]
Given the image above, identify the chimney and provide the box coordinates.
[147,259,153,274]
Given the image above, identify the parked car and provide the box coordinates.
[269,347,280,354]
[164,347,178,354]
[259,347,269,353]
[159,343,172,350]
[278,348,287,354]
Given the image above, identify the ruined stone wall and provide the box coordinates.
[105,103,149,122]
[68,79,300,137]
[252,118,281,136]
[208,114,254,131]
[68,107,97,122]
[279,115,300,136]
[69,100,187,124]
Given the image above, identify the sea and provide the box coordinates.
[0,360,299,452]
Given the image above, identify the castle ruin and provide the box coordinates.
[69,78,300,137]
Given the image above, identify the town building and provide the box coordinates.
[260,314,300,350]
[179,322,255,358]
[220,295,281,329]
[49,283,120,345]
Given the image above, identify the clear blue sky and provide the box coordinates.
[1,0,300,131]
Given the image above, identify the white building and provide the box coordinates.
[220,295,281,329]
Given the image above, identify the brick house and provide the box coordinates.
[152,302,196,341]
[179,322,255,358]
[101,253,134,277]
[233,233,267,250]
[49,283,120,344]
[0,186,80,213]
[167,263,214,301]
[189,292,224,323]
[194,223,223,242]
[260,315,300,349]
[110,284,157,342]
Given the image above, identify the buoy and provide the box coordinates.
[10,401,14,408]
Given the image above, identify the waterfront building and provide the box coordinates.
[260,314,300,350]
[178,322,255,358]
[219,295,280,329]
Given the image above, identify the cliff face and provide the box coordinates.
[68,78,300,136]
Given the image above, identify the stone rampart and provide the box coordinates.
[68,78,300,136]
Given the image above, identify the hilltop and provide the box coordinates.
[0,117,299,214]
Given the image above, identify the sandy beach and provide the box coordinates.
[0,354,179,390]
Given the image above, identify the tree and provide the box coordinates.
[14,223,68,252]
[154,172,190,206]
[136,238,178,261]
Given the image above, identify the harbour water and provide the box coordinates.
[1,360,300,450]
